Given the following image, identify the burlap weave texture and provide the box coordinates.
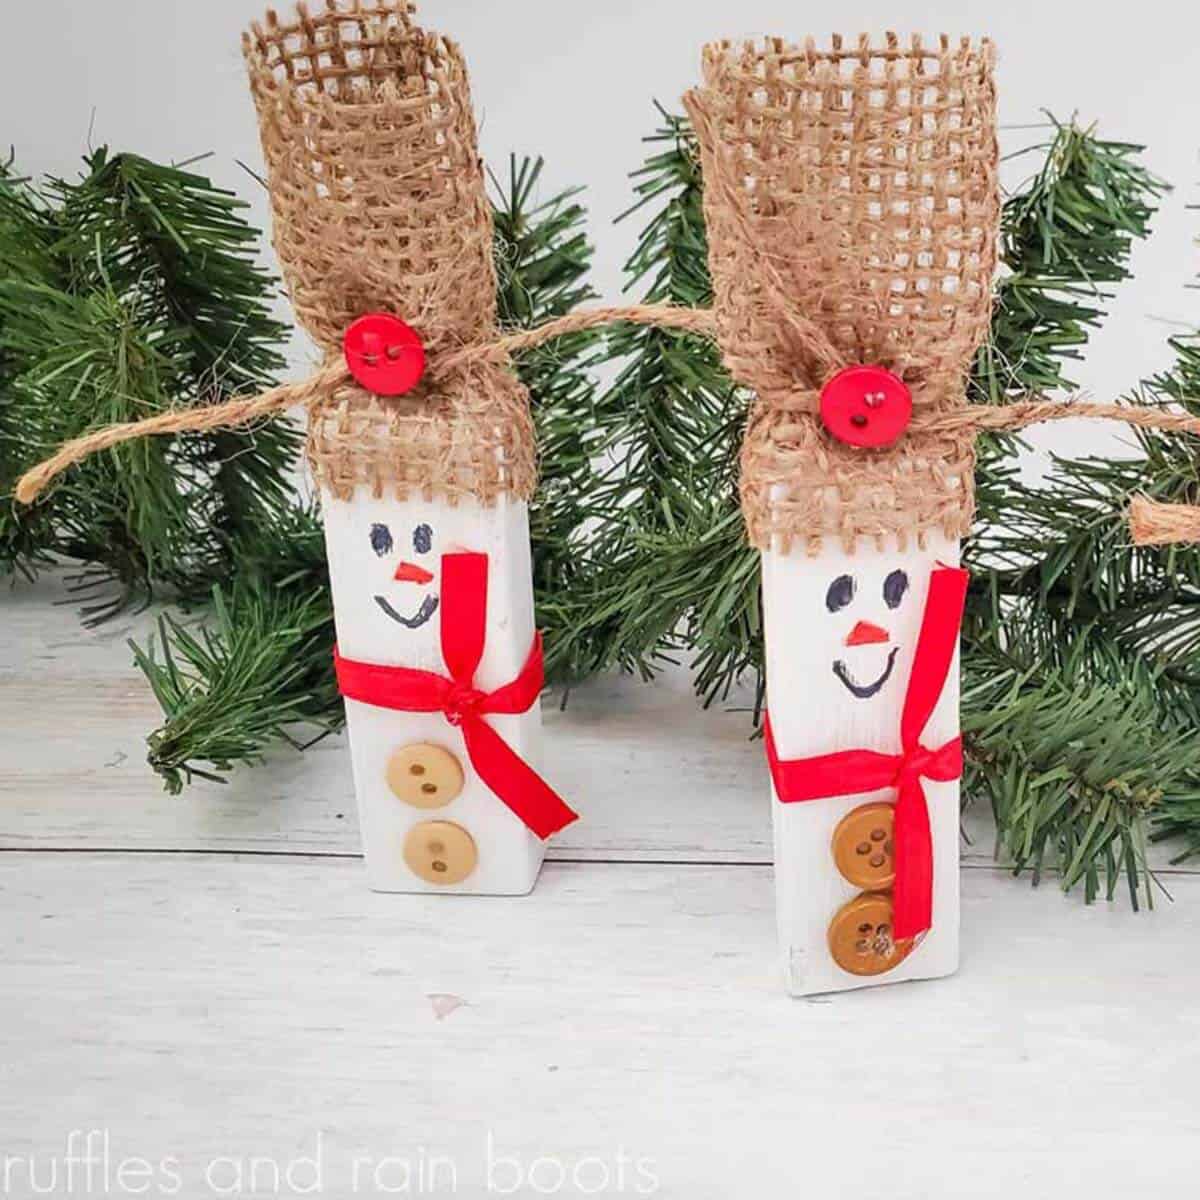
[686,33,1000,552]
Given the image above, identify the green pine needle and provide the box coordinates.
[0,148,302,612]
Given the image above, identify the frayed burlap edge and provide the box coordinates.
[308,369,535,505]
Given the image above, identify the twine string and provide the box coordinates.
[13,300,1200,546]
[13,361,350,506]
[13,306,712,506]
[917,400,1200,439]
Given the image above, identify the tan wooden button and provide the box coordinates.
[828,892,915,977]
[831,802,896,889]
[386,742,464,809]
[403,820,478,885]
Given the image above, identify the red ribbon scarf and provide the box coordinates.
[333,552,578,840]
[764,565,969,941]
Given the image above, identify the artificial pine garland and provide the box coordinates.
[2,116,1198,905]
[0,150,299,619]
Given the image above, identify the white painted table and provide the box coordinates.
[3,575,1199,1197]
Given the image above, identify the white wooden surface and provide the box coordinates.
[3,573,1200,1197]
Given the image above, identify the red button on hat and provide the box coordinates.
[819,365,912,449]
[344,313,426,397]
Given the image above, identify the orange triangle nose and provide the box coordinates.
[393,561,434,585]
[846,620,889,647]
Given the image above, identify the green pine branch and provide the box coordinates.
[490,154,605,684]
[0,158,68,577]
[959,124,1200,892]
[49,149,301,545]
[0,149,301,615]
[558,107,756,701]
[972,115,1166,404]
[0,277,201,620]
[963,617,1200,906]
[132,502,337,793]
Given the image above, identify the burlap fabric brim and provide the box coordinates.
[741,407,975,555]
[308,371,533,504]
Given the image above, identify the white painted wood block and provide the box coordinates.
[762,533,961,995]
[322,489,547,895]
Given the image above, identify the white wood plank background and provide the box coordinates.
[3,573,1199,1197]
[4,855,1199,1198]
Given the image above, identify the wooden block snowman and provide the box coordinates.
[687,34,999,993]
[324,482,570,895]
[761,538,967,992]
[243,0,577,893]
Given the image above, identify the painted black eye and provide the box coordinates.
[413,523,433,555]
[369,523,393,557]
[884,570,909,609]
[826,574,855,613]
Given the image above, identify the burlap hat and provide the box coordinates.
[243,0,535,505]
[685,34,1000,553]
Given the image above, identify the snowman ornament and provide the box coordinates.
[763,524,967,995]
[762,365,970,995]
[324,461,576,896]
[323,313,577,896]
[684,33,996,993]
[233,6,579,899]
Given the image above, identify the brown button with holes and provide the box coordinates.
[403,820,478,885]
[832,802,896,889]
[828,892,915,976]
[386,743,464,809]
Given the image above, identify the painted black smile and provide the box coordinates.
[832,647,900,699]
[374,593,440,630]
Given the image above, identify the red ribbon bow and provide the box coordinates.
[764,565,969,942]
[333,552,578,840]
